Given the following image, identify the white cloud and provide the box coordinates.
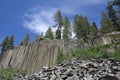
[23,7,57,34]
[23,0,108,34]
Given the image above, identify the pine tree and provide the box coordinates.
[73,15,82,39]
[100,11,115,34]
[55,29,61,39]
[107,1,120,31]
[45,27,54,39]
[24,34,29,46]
[113,0,120,29]
[113,0,120,30]
[9,35,14,49]
[90,22,98,36]
[63,17,71,40]
[73,15,89,39]
[83,16,90,37]
[54,10,63,39]
[21,34,30,46]
[0,36,10,53]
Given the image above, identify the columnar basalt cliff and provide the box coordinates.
[0,33,120,74]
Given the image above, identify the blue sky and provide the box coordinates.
[0,0,109,45]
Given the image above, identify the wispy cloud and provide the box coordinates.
[23,7,57,34]
[23,0,108,34]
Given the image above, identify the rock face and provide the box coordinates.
[0,34,120,74]
[15,58,120,80]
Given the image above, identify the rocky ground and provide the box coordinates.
[15,58,120,80]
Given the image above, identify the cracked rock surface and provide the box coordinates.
[15,58,120,80]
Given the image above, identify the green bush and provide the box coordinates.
[0,68,26,80]
[57,43,120,63]
[0,68,14,80]
[56,51,72,64]
[72,47,109,59]
[13,69,26,77]
[108,50,120,61]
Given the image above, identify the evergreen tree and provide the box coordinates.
[9,35,14,49]
[83,16,90,36]
[21,34,30,46]
[73,15,82,39]
[0,36,10,53]
[73,15,89,39]
[45,27,54,39]
[113,0,120,30]
[55,29,61,39]
[63,17,71,40]
[90,22,98,36]
[24,34,29,46]
[107,1,120,31]
[100,11,115,34]
[54,10,63,39]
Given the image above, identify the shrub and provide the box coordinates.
[109,50,120,61]
[57,52,69,64]
[0,68,26,80]
[0,68,14,80]
[57,43,120,64]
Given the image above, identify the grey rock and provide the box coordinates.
[50,75,56,80]
[1,34,120,75]
[14,58,120,80]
